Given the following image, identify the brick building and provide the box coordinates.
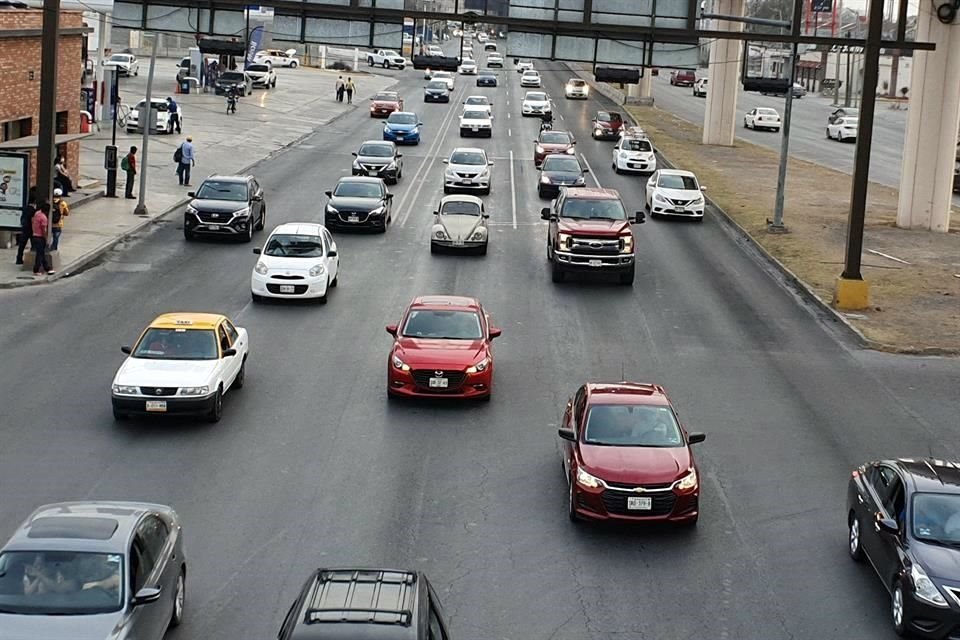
[0,9,87,186]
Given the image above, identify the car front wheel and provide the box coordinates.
[567,480,581,522]
[170,569,185,627]
[848,513,864,561]
[892,582,908,637]
[233,358,245,389]
[207,387,223,423]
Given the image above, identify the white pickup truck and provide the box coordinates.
[367,50,406,69]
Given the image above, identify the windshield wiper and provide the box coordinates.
[919,537,960,548]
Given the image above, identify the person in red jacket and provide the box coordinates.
[31,202,54,276]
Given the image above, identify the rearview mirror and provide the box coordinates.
[222,348,237,357]
[252,247,261,254]
[687,432,706,444]
[482,213,490,219]
[441,159,448,164]
[489,327,502,339]
[132,586,162,606]
[488,161,494,166]
[386,193,395,200]
[419,122,424,126]
[385,324,398,336]
[583,168,590,173]
[876,516,899,535]
[121,345,132,354]
[557,427,576,442]
[540,207,551,220]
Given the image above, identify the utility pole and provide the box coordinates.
[769,41,798,232]
[36,0,60,244]
[133,35,158,217]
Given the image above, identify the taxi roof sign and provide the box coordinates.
[149,312,226,330]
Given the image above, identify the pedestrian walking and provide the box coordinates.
[54,153,74,196]
[121,146,137,199]
[176,136,195,186]
[166,96,182,134]
[31,201,54,276]
[50,188,69,251]
[335,75,344,102]
[14,192,36,265]
[345,77,356,104]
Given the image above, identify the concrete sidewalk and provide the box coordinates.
[0,58,394,289]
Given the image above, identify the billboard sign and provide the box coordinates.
[0,152,29,231]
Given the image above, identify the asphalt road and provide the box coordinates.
[0,53,958,640]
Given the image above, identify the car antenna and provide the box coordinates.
[621,361,625,383]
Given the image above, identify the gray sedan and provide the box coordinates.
[0,501,186,640]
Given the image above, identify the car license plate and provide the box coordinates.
[472,127,479,132]
[627,496,652,510]
[279,285,295,293]
[429,377,449,388]
[206,224,221,229]
[463,179,473,185]
[589,259,602,267]
[145,400,167,412]
[674,209,687,214]
[453,240,465,246]
[348,215,360,223]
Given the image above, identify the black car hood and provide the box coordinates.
[542,169,583,183]
[424,88,446,94]
[913,541,960,580]
[356,155,394,165]
[190,198,248,213]
[328,196,384,211]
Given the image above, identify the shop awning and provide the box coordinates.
[0,132,91,150]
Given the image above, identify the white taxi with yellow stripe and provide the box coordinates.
[111,313,249,423]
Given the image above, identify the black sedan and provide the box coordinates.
[476,70,498,87]
[847,458,960,638]
[352,140,403,184]
[424,80,450,103]
[214,70,253,96]
[537,154,587,199]
[183,175,266,242]
[324,176,393,233]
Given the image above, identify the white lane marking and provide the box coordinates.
[557,112,564,121]
[509,149,517,229]
[580,153,602,188]
[508,129,511,137]
[507,112,511,119]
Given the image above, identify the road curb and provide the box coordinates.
[562,62,958,357]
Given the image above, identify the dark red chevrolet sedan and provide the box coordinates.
[534,130,576,167]
[557,382,706,525]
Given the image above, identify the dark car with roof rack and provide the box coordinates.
[183,174,267,242]
[277,568,452,640]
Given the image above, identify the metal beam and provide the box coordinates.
[36,0,60,247]
[701,13,790,28]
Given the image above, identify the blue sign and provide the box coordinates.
[245,25,264,68]
[812,0,833,12]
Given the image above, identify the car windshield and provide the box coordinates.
[0,551,124,615]
[333,182,383,198]
[109,54,130,62]
[220,72,245,81]
[402,310,483,339]
[598,112,622,122]
[561,199,627,220]
[568,79,585,86]
[658,174,699,190]
[195,181,247,201]
[247,64,269,72]
[133,327,219,360]
[374,93,398,101]
[441,200,481,216]
[584,404,684,447]
[263,234,324,257]
[358,143,394,157]
[463,110,488,120]
[913,493,960,545]
[135,100,169,112]
[388,113,417,125]
[427,81,448,90]
[465,97,488,105]
[540,132,572,144]
[757,108,778,116]
[542,157,581,172]
[623,139,652,152]
[449,151,486,165]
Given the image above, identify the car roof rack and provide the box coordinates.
[304,569,416,627]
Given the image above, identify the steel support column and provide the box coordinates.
[702,0,744,146]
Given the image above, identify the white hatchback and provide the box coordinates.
[251,223,340,303]
[459,58,478,74]
[613,136,657,174]
[645,169,706,221]
[827,117,858,142]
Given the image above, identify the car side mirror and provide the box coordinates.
[700,185,707,191]
[419,122,424,126]
[328,249,337,257]
[635,211,646,224]
[132,586,162,606]
[557,427,576,442]
[222,348,237,357]
[489,327,502,339]
[540,207,551,220]
[324,190,332,198]
[187,191,195,198]
[121,345,132,354]
[396,153,403,158]
[876,515,899,535]
[252,247,261,254]
[385,324,398,336]
[488,161,494,166]
[482,213,490,219]
[386,193,395,200]
[351,152,358,156]
[441,159,448,164]
[687,432,706,444]
[583,168,590,173]
[251,194,262,201]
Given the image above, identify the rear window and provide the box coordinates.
[247,64,269,72]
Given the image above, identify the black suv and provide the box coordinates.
[184,175,266,242]
[278,568,452,640]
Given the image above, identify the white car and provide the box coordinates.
[255,48,300,68]
[125,98,182,134]
[521,90,551,117]
[443,147,493,195]
[744,107,782,132]
[245,62,277,89]
[613,136,657,174]
[618,125,648,140]
[565,78,589,99]
[645,169,706,221]
[251,222,339,303]
[463,95,493,115]
[520,70,541,87]
[693,77,709,97]
[516,60,534,73]
[459,108,493,137]
[368,49,406,69]
[428,46,444,56]
[459,58,478,74]
[431,70,455,90]
[103,53,139,76]
[487,52,504,67]
[827,116,858,141]
[431,194,490,254]
[477,32,489,43]
[110,312,248,423]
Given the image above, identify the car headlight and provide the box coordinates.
[112,384,138,395]
[391,354,410,371]
[619,151,630,159]
[594,128,603,135]
[186,204,198,214]
[434,227,449,240]
[180,386,210,396]
[326,204,339,214]
[465,357,489,374]
[675,468,698,491]
[309,264,325,277]
[411,127,419,134]
[620,235,633,254]
[653,193,668,203]
[445,169,457,178]
[234,207,251,218]
[558,232,572,247]
[469,229,486,241]
[565,147,575,155]
[576,467,605,489]
[536,145,545,154]
[540,175,551,184]
[911,564,948,607]
[386,161,396,170]
[254,261,269,275]
[369,206,386,216]
[575,176,585,185]
[692,196,705,206]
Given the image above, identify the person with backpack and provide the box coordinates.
[50,188,69,251]
[121,146,137,199]
[175,136,195,186]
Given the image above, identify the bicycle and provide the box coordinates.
[116,103,131,127]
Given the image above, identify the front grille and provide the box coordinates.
[456,172,478,179]
[266,283,309,294]
[196,211,234,223]
[338,211,371,223]
[668,199,693,207]
[601,489,677,516]
[140,386,178,396]
[604,480,674,491]
[411,369,467,392]
[271,274,304,281]
[569,237,621,255]
[360,164,387,173]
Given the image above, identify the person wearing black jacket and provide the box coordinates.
[15,191,37,265]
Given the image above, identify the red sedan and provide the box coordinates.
[386,295,502,400]
[370,91,404,118]
[534,130,576,167]
[557,382,706,525]
[591,110,624,140]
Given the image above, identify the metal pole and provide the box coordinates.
[834,45,840,104]
[95,11,106,123]
[769,41,798,231]
[841,0,883,281]
[36,0,60,244]
[844,47,851,106]
[133,35,158,217]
